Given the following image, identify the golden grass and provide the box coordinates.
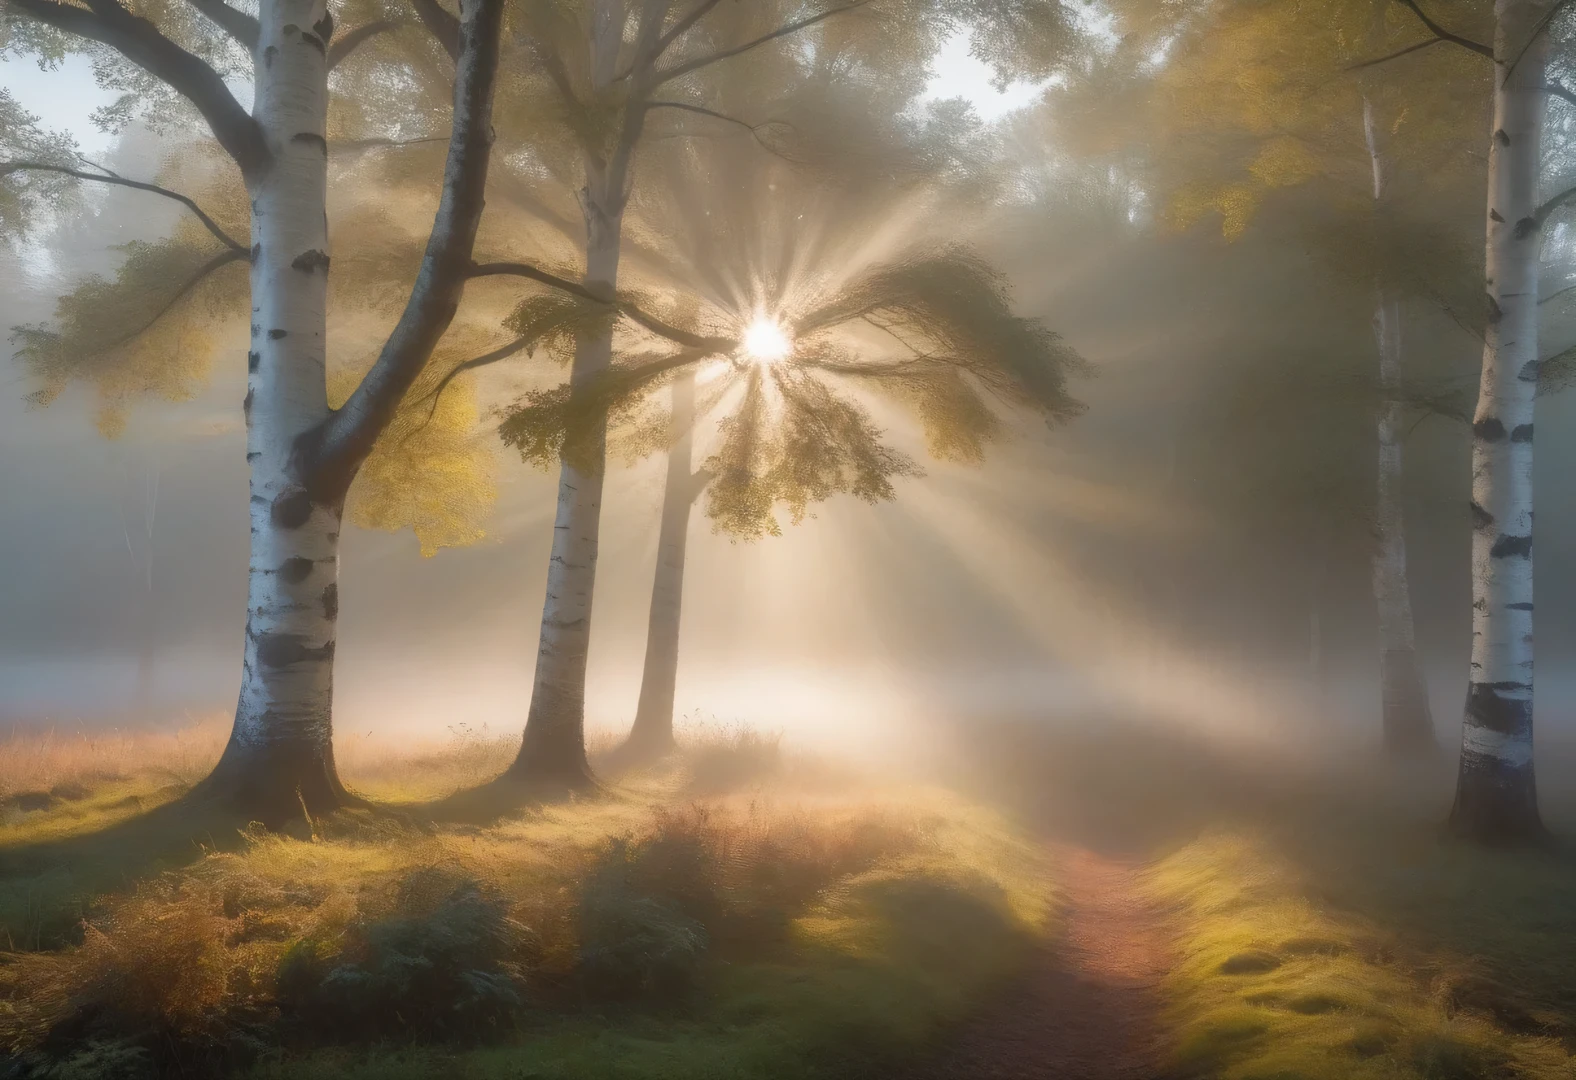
[1145,831,1576,1080]
[0,720,1054,1080]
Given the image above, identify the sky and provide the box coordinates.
[1,30,1046,154]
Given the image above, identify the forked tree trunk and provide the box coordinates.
[198,0,351,823]
[1449,0,1548,842]
[624,369,705,756]
[1363,97,1435,756]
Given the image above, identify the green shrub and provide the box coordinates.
[575,839,708,1005]
[277,871,530,1039]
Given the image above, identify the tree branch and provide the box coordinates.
[410,0,460,61]
[659,0,725,52]
[331,135,450,155]
[1532,183,1576,230]
[180,0,258,51]
[97,247,248,354]
[1395,0,1493,58]
[328,19,402,70]
[9,0,268,179]
[309,0,507,498]
[467,261,738,352]
[650,1,872,86]
[1349,0,1492,68]
[1548,80,1576,108]
[1541,282,1576,306]
[0,161,246,251]
[1346,36,1446,71]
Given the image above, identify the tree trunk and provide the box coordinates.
[509,176,625,791]
[1362,96,1436,756]
[197,0,350,824]
[625,369,702,756]
[510,0,652,791]
[1449,0,1548,842]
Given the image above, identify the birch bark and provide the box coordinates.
[1449,0,1549,841]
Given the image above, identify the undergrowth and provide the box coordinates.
[0,722,1053,1079]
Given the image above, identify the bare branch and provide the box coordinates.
[1549,80,1576,108]
[309,0,507,497]
[410,0,460,61]
[1346,36,1446,71]
[1395,0,1493,58]
[1541,282,1576,306]
[648,0,725,66]
[180,0,258,51]
[328,19,402,70]
[650,1,873,87]
[0,161,246,251]
[9,0,268,179]
[331,135,449,155]
[409,333,535,435]
[1532,183,1576,230]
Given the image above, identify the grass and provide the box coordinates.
[0,719,1055,1079]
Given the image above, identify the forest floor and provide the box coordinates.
[5,716,1576,1079]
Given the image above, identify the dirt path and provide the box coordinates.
[915,845,1175,1080]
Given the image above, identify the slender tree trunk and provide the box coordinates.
[1362,96,1436,756]
[625,369,704,756]
[510,173,625,790]
[510,0,662,790]
[198,0,351,823]
[1449,0,1548,842]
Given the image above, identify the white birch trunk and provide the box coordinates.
[513,0,662,787]
[1449,0,1549,840]
[512,169,626,788]
[201,0,350,818]
[1362,96,1436,755]
[626,369,702,754]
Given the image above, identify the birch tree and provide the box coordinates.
[1082,0,1493,754]
[473,0,1079,790]
[1,0,510,823]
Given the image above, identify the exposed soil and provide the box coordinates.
[914,844,1176,1079]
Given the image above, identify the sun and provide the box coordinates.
[741,315,793,363]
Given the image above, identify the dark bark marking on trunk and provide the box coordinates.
[1511,424,1533,442]
[1495,128,1510,146]
[243,387,254,416]
[247,451,261,463]
[1465,681,1532,735]
[250,243,260,263]
[254,632,335,669]
[248,350,261,372]
[1514,217,1540,239]
[291,249,331,273]
[1490,533,1532,558]
[279,556,314,583]
[313,11,334,41]
[1486,295,1503,323]
[301,31,325,54]
[1491,207,1506,222]
[269,328,288,340]
[264,44,277,68]
[251,323,260,338]
[271,487,314,528]
[1471,501,1495,529]
[291,132,328,155]
[1518,359,1540,382]
[1474,417,1506,441]
[321,582,338,620]
[1508,602,1534,610]
[1474,597,1488,611]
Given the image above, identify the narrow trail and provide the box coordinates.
[916,845,1176,1080]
